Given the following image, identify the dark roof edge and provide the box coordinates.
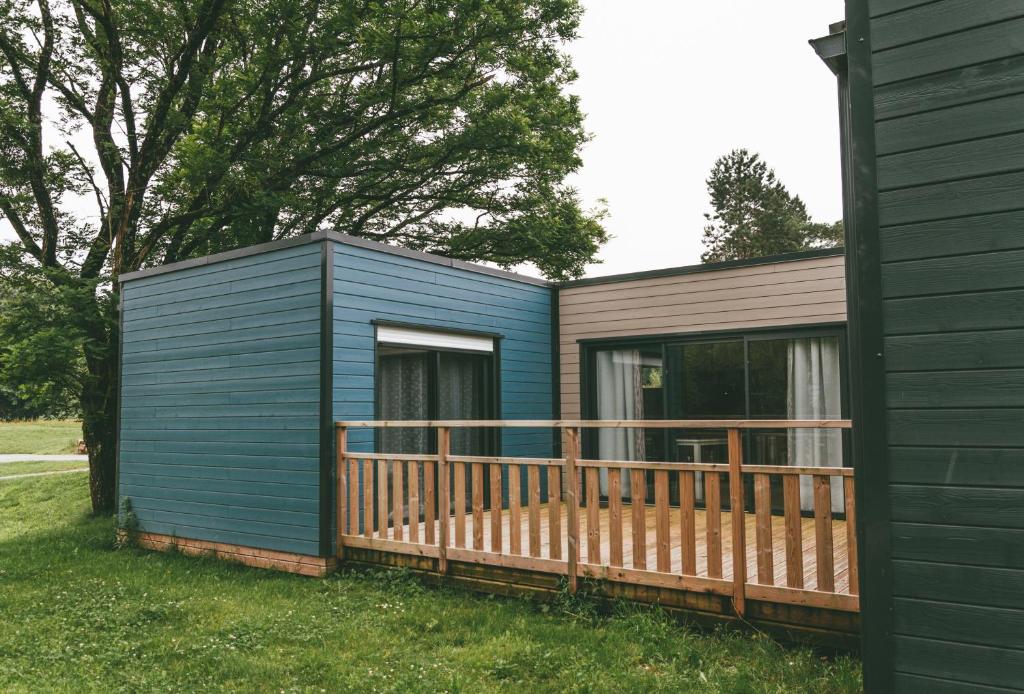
[118,230,551,287]
[558,247,845,289]
[326,231,550,286]
[810,21,847,76]
[117,232,842,290]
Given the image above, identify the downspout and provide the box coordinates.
[812,18,894,687]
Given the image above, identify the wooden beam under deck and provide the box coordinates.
[338,542,861,650]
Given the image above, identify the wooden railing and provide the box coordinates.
[335,420,857,614]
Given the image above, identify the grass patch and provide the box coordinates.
[0,460,88,476]
[0,420,82,454]
[0,475,862,692]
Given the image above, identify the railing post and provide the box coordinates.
[728,428,746,617]
[336,426,347,561]
[437,426,450,575]
[844,476,859,595]
[564,426,580,593]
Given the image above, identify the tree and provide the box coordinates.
[0,249,86,421]
[0,0,607,513]
[700,149,842,263]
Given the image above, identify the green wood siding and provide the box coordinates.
[118,244,323,556]
[848,0,1024,689]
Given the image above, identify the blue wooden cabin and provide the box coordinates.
[117,235,866,645]
[117,232,555,571]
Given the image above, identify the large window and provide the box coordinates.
[586,328,847,509]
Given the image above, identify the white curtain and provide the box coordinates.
[596,350,645,496]
[787,337,843,512]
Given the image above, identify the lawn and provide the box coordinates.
[0,419,82,454]
[0,474,861,693]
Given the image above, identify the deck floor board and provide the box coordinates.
[385,501,850,595]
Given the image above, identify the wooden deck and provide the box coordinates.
[375,502,852,595]
[335,420,859,646]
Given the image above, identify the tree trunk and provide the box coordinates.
[81,300,120,515]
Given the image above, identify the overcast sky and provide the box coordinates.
[1,1,846,280]
[568,0,846,277]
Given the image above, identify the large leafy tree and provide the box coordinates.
[0,0,606,513]
[0,252,87,421]
[701,148,842,262]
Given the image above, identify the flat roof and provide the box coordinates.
[559,247,845,288]
[119,231,843,290]
[118,230,551,287]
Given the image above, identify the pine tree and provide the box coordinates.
[701,149,842,262]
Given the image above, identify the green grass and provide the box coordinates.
[0,419,82,454]
[0,474,861,693]
[0,460,89,476]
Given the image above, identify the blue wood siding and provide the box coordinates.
[118,243,323,556]
[331,241,555,456]
[117,236,553,557]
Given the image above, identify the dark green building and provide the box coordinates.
[816,2,1024,690]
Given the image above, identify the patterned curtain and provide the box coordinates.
[438,353,486,457]
[379,352,430,454]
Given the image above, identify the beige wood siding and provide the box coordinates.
[558,254,847,418]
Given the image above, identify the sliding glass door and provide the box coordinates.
[586,327,847,510]
[377,341,496,529]
[665,340,745,503]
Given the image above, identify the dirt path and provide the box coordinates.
[0,468,89,481]
[0,454,88,464]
